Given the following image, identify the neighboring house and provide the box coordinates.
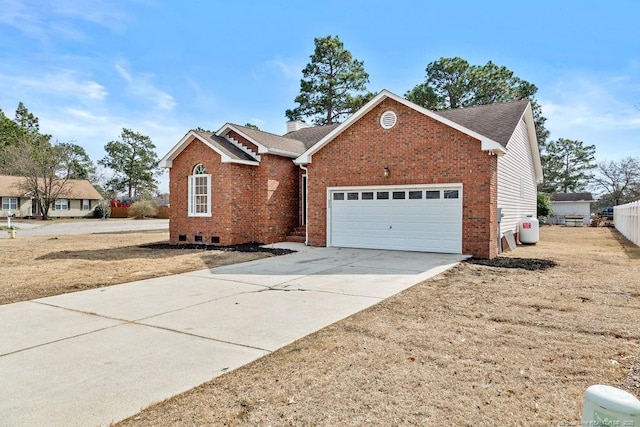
[0,175,103,218]
[160,89,542,258]
[550,192,594,225]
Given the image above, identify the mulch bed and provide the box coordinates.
[465,256,557,270]
[140,241,295,256]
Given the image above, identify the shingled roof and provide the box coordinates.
[192,130,258,162]
[551,192,594,202]
[435,99,530,148]
[227,124,308,155]
[0,175,102,199]
[284,123,340,149]
[0,175,28,197]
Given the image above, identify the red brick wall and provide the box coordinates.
[306,98,498,258]
[253,154,300,243]
[169,137,299,246]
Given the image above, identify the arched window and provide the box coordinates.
[188,164,211,216]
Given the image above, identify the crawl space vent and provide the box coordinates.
[380,111,397,129]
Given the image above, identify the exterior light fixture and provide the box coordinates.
[383,166,389,178]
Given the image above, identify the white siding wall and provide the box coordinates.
[497,118,538,237]
[551,201,592,225]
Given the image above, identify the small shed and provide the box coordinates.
[550,192,594,225]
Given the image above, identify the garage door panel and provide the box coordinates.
[329,186,462,254]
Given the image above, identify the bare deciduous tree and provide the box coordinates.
[592,157,640,206]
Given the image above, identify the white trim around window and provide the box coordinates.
[82,199,90,210]
[2,197,17,210]
[188,164,212,217]
[54,199,69,211]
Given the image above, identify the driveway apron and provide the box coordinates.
[0,244,464,426]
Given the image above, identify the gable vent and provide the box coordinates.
[380,111,397,129]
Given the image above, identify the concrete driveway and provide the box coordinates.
[1,218,168,238]
[0,244,465,426]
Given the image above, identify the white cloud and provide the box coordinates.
[114,63,133,82]
[538,72,640,161]
[114,62,177,111]
[0,0,48,41]
[64,108,108,121]
[0,0,129,42]
[51,0,129,32]
[540,74,640,134]
[270,57,303,80]
[0,69,108,101]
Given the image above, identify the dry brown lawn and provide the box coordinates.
[114,226,640,426]
[2,226,638,425]
[0,231,268,305]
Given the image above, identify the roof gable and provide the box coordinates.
[437,100,543,182]
[295,89,508,165]
[218,124,307,158]
[158,130,260,168]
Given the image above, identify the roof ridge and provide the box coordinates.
[230,123,301,142]
[435,98,530,113]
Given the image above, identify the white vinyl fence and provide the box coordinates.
[614,200,640,247]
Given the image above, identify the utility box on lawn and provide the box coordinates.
[582,385,640,426]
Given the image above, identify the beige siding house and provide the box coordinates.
[0,175,103,218]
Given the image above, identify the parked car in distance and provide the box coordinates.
[599,207,614,220]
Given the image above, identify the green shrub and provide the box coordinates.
[93,204,111,219]
[129,200,157,219]
[537,192,553,218]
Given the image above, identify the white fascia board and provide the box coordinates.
[223,158,260,166]
[522,103,544,183]
[159,130,200,168]
[295,89,507,165]
[266,148,300,158]
[158,130,258,168]
[217,123,268,153]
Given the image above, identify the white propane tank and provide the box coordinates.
[519,216,539,244]
[582,385,640,425]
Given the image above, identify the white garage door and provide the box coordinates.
[329,185,462,253]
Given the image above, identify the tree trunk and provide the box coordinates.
[40,199,50,220]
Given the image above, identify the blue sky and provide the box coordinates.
[1,0,638,193]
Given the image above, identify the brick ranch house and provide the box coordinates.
[160,90,542,258]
